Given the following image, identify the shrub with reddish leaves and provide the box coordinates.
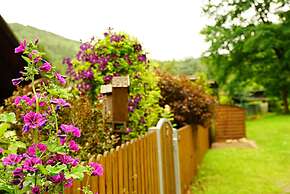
[157,71,216,128]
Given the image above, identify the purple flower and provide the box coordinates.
[69,140,79,152]
[2,154,22,166]
[103,75,113,84]
[110,35,122,42]
[14,95,33,106]
[37,143,47,152]
[40,62,52,72]
[59,136,67,145]
[0,147,4,154]
[126,128,132,133]
[80,42,91,51]
[15,40,27,53]
[55,72,66,85]
[28,50,38,59]
[133,44,142,52]
[23,111,46,132]
[49,173,65,184]
[31,186,40,194]
[89,162,103,176]
[50,98,70,108]
[13,168,24,178]
[12,77,24,86]
[64,178,73,188]
[138,54,147,62]
[60,124,81,137]
[82,69,94,79]
[23,157,42,172]
[27,145,36,156]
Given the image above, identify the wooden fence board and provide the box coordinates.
[65,123,209,194]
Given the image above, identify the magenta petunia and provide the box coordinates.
[39,62,52,72]
[138,54,147,62]
[60,124,81,137]
[64,178,73,188]
[49,173,65,184]
[12,77,24,86]
[2,154,22,166]
[89,162,103,176]
[23,111,46,132]
[0,147,4,154]
[37,143,47,152]
[27,145,36,156]
[23,157,42,172]
[50,98,70,108]
[31,186,40,194]
[69,140,79,152]
[14,40,27,53]
[55,72,66,85]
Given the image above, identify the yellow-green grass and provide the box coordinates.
[192,114,290,194]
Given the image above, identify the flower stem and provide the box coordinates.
[31,78,39,144]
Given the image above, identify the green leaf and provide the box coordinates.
[0,123,10,137]
[46,164,67,174]
[47,142,65,153]
[37,164,48,175]
[0,112,16,124]
[65,165,88,180]
[21,56,31,64]
[8,141,26,154]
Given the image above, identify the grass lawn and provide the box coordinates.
[191,114,290,194]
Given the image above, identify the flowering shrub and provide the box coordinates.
[0,40,103,194]
[59,96,119,161]
[64,30,164,139]
[157,71,216,128]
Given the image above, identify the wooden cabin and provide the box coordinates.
[0,15,24,104]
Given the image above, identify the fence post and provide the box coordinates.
[173,128,181,194]
[149,126,164,194]
[150,118,182,194]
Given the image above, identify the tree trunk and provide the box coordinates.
[281,88,289,114]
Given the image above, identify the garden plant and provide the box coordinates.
[0,40,103,194]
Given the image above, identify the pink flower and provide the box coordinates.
[15,40,27,53]
[23,157,42,172]
[40,62,51,72]
[60,124,81,137]
[23,111,46,132]
[37,143,47,152]
[31,186,40,194]
[49,173,65,183]
[55,72,66,85]
[50,98,70,108]
[64,178,73,188]
[12,77,24,86]
[14,95,33,106]
[69,140,79,152]
[89,162,103,176]
[2,154,22,166]
[27,145,36,156]
[0,147,4,154]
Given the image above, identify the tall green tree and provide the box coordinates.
[202,0,290,113]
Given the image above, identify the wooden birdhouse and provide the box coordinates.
[101,76,130,132]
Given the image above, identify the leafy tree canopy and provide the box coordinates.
[202,0,290,113]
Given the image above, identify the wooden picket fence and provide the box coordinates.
[178,125,209,193]
[65,120,209,194]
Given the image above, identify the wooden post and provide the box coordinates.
[101,76,130,132]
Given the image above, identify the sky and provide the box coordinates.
[0,0,210,60]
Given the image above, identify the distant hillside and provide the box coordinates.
[156,57,207,76]
[9,23,80,73]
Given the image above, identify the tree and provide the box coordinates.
[202,0,290,113]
